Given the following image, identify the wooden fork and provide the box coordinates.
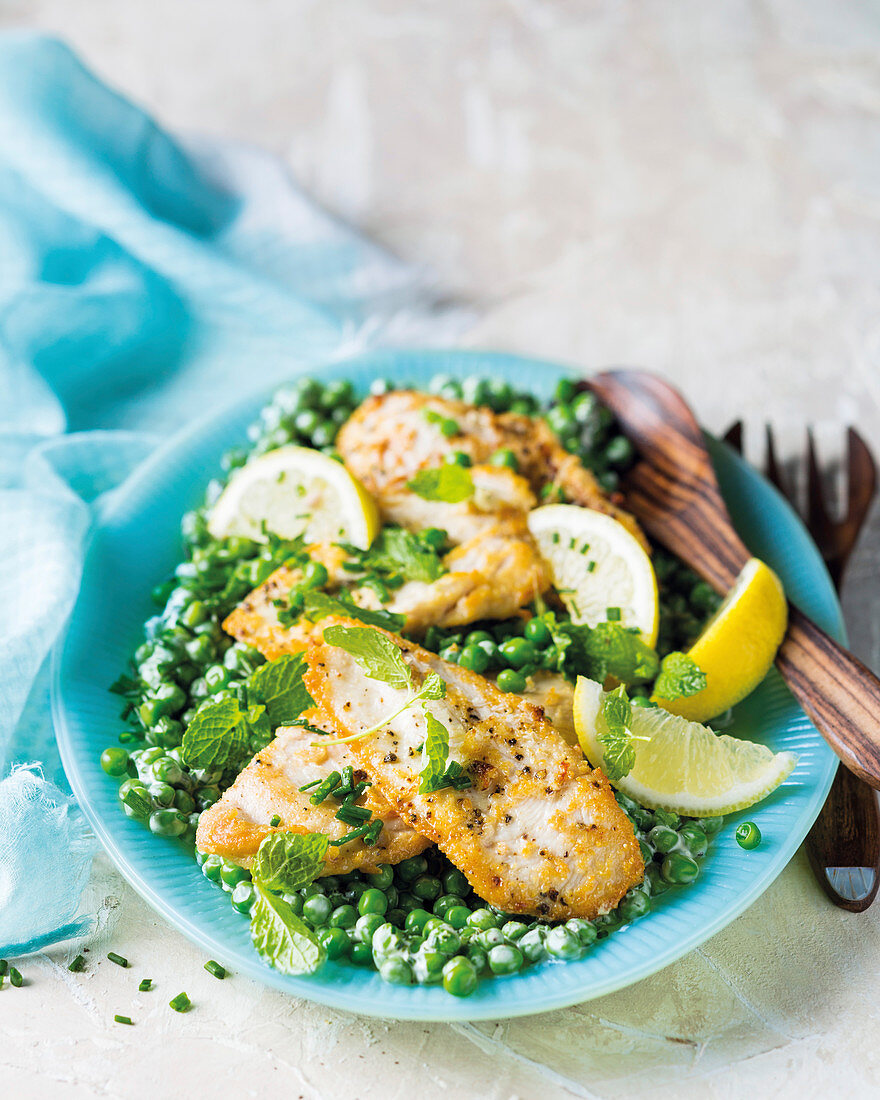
[723,421,880,911]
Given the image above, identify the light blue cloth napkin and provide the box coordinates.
[0,32,463,955]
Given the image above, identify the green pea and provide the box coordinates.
[441,868,470,896]
[397,855,429,882]
[302,561,329,590]
[498,637,537,669]
[605,435,634,467]
[100,747,130,777]
[311,423,336,449]
[202,853,224,882]
[149,809,186,837]
[386,908,406,928]
[458,644,490,674]
[301,881,326,900]
[152,756,183,785]
[462,376,491,406]
[678,823,708,858]
[444,450,471,467]
[355,913,385,944]
[322,379,354,408]
[445,905,471,930]
[303,894,333,926]
[294,409,321,435]
[343,879,369,902]
[523,618,552,647]
[366,864,394,890]
[442,956,478,997]
[185,635,215,664]
[566,918,597,946]
[318,926,350,960]
[198,785,221,810]
[735,821,762,850]
[546,406,576,437]
[154,717,184,748]
[404,908,433,935]
[518,928,548,963]
[496,668,527,693]
[432,894,461,920]
[349,942,374,967]
[648,825,679,853]
[379,956,413,985]
[618,890,651,923]
[489,448,519,471]
[424,926,461,956]
[466,908,498,931]
[645,864,671,896]
[501,921,529,942]
[554,378,577,403]
[231,881,255,913]
[439,644,461,664]
[698,815,726,836]
[173,789,195,815]
[488,944,523,976]
[396,892,421,915]
[414,949,446,983]
[652,809,682,830]
[545,926,583,960]
[638,838,654,864]
[281,892,304,916]
[358,888,388,917]
[662,852,700,885]
[220,862,249,889]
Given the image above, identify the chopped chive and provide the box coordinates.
[68,955,86,973]
[138,978,152,992]
[0,959,8,976]
[107,952,129,968]
[334,804,371,826]
[114,1014,134,1025]
[9,967,22,987]
[339,765,354,792]
[606,607,621,621]
[587,561,596,572]
[362,820,384,846]
[169,991,191,1012]
[329,824,369,846]
[297,779,321,792]
[309,771,342,806]
[269,814,281,827]
[569,537,576,549]
[551,532,560,544]
[204,960,226,980]
[579,543,591,554]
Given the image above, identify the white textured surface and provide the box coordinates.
[1,2,880,1096]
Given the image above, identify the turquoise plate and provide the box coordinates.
[52,349,841,1021]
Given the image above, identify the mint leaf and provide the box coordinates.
[302,590,405,632]
[181,697,250,769]
[323,624,412,690]
[553,620,659,686]
[653,652,707,700]
[407,465,474,503]
[598,685,635,781]
[250,882,325,975]
[419,673,446,701]
[347,527,446,584]
[418,711,451,793]
[252,832,329,893]
[247,653,315,726]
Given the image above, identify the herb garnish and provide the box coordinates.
[653,652,707,700]
[252,832,330,894]
[407,464,474,503]
[598,685,636,782]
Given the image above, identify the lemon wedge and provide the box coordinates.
[574,676,797,815]
[207,445,380,549]
[527,504,659,646]
[654,558,787,723]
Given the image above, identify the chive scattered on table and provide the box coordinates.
[107,952,129,968]
[204,960,226,980]
[138,978,152,992]
[9,967,23,987]
[0,959,7,976]
[114,1014,134,1025]
[68,955,86,972]
[169,991,191,1012]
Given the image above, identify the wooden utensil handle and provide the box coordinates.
[777,605,880,788]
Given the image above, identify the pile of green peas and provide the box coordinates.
[105,371,725,996]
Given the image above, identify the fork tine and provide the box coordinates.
[806,428,834,536]
[764,424,787,496]
[845,428,877,528]
[722,420,743,454]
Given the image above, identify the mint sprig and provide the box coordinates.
[251,832,329,894]
[653,652,707,700]
[250,882,324,975]
[598,685,636,782]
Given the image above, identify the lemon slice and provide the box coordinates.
[527,504,659,646]
[207,445,379,549]
[654,558,787,723]
[574,676,797,815]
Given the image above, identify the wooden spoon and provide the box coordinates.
[588,368,880,789]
